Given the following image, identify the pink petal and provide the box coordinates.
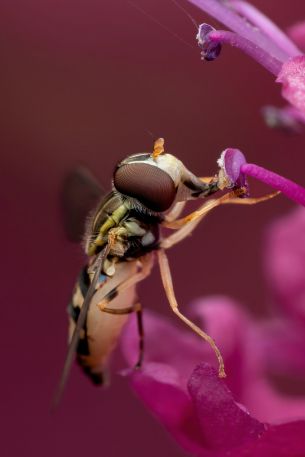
[121,306,305,455]
[277,55,305,115]
[121,309,212,388]
[259,319,305,376]
[243,316,305,423]
[246,320,305,423]
[264,207,305,324]
[245,375,305,424]
[128,360,305,456]
[233,421,305,457]
[188,363,265,451]
[128,361,266,456]
[121,298,253,394]
[288,21,305,52]
[128,362,207,456]
[191,297,254,397]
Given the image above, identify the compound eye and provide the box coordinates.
[113,163,176,212]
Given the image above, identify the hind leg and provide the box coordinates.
[102,301,144,368]
[96,255,153,311]
[157,248,226,377]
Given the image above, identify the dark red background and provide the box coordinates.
[1,1,304,456]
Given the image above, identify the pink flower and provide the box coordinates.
[117,5,305,455]
[188,0,305,123]
[122,205,305,457]
[265,207,305,326]
[277,56,305,118]
[119,195,305,456]
[120,294,305,455]
[288,21,305,52]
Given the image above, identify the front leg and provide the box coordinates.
[164,201,186,223]
[164,176,221,224]
[161,190,279,250]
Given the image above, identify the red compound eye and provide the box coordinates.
[114,163,176,212]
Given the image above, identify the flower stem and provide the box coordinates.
[209,30,282,75]
[241,163,305,206]
[230,1,301,58]
[186,0,288,62]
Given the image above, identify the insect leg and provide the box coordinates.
[163,190,242,229]
[164,201,186,222]
[161,217,202,250]
[161,191,241,250]
[221,191,280,205]
[157,248,226,378]
[134,302,144,368]
[102,301,144,368]
[96,255,153,312]
[161,190,279,249]
[164,176,223,223]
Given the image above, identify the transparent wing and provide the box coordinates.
[52,244,110,409]
[61,166,104,242]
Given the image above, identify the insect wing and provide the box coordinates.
[61,166,103,242]
[52,245,110,409]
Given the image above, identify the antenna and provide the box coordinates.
[127,0,195,50]
[168,0,199,30]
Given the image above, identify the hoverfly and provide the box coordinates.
[54,138,275,406]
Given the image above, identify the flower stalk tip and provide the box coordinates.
[199,25,283,75]
[217,148,248,191]
[197,23,222,61]
[218,148,305,207]
[190,0,305,115]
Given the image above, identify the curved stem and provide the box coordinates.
[241,163,305,207]
[231,0,301,58]
[209,30,282,75]
[186,0,289,62]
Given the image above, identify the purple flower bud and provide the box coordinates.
[217,148,248,189]
[197,23,222,61]
[190,0,304,84]
[217,147,305,207]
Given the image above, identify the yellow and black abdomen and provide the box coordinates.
[68,261,138,385]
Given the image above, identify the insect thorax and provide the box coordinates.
[85,191,161,259]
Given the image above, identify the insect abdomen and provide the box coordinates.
[68,261,138,384]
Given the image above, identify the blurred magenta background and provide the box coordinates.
[1,1,305,456]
